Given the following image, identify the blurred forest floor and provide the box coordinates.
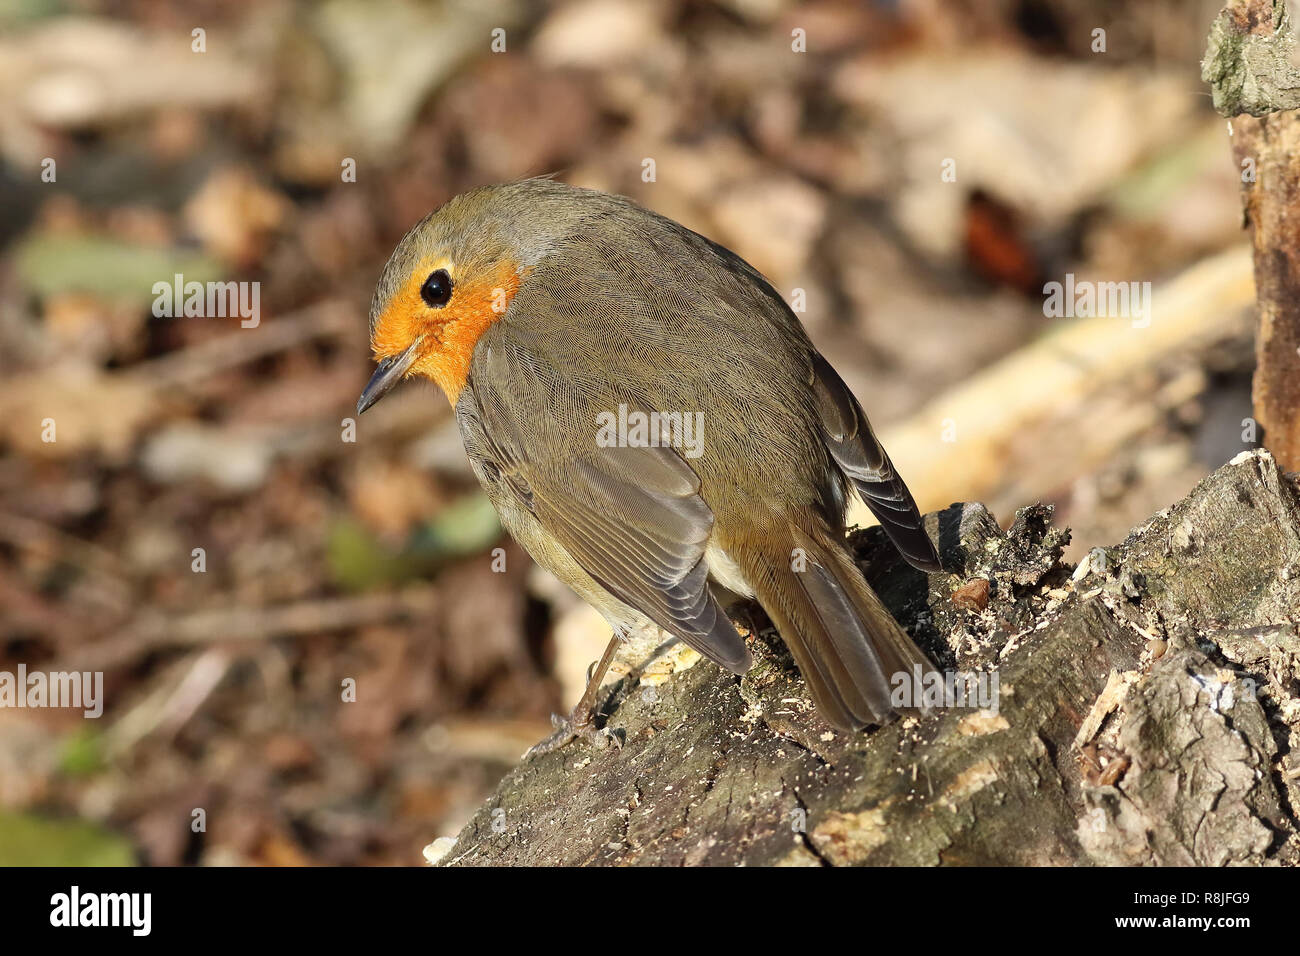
[0,0,1256,864]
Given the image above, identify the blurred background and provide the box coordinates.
[0,0,1256,864]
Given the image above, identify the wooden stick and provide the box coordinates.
[850,244,1256,526]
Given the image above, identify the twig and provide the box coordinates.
[63,588,440,671]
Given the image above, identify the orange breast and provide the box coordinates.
[371,258,522,404]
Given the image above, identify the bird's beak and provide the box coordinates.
[356,339,422,415]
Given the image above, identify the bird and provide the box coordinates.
[357,178,941,754]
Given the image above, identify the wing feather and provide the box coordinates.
[810,353,941,572]
[459,348,752,673]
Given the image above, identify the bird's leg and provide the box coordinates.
[525,632,625,758]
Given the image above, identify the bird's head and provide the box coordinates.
[357,179,596,413]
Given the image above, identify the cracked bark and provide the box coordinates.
[434,450,1300,866]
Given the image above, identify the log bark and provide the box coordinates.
[1204,0,1300,471]
[431,449,1300,866]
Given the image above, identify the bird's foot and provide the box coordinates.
[523,632,627,759]
[524,704,622,758]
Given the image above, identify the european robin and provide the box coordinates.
[358,179,941,751]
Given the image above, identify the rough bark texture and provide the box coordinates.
[1204,0,1300,116]
[1204,0,1300,471]
[434,450,1300,866]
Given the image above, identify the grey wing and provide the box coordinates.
[810,352,942,572]
[458,352,752,674]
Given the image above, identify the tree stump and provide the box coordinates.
[431,450,1300,866]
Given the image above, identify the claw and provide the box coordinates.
[524,632,625,759]
[525,707,605,758]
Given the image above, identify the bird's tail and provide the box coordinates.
[739,521,936,731]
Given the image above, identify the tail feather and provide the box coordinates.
[743,524,935,731]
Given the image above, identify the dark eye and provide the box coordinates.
[420,269,453,307]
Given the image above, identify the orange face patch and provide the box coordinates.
[371,257,522,404]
